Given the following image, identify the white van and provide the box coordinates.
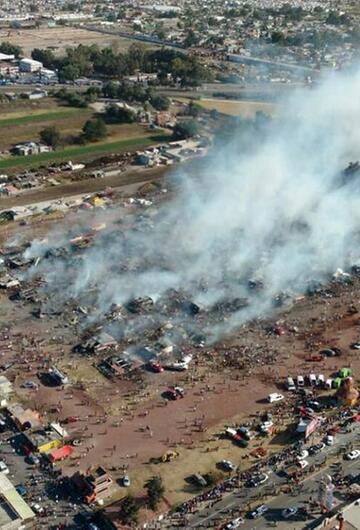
[325,378,332,389]
[297,375,304,387]
[287,377,296,391]
[309,374,316,386]
[268,393,284,403]
[317,374,325,387]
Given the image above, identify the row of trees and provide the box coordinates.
[271,28,349,48]
[29,42,212,86]
[102,82,170,110]
[1,40,204,84]
[52,83,171,114]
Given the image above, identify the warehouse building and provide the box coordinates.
[0,472,35,530]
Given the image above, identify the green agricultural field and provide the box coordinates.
[0,107,88,127]
[0,134,170,170]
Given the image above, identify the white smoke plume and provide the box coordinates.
[25,68,360,342]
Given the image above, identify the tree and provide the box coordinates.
[271,31,286,44]
[40,126,61,149]
[186,101,201,117]
[54,89,88,108]
[150,94,170,111]
[104,104,136,124]
[82,118,107,142]
[184,29,199,48]
[59,64,80,82]
[126,42,147,73]
[0,41,22,58]
[102,81,119,99]
[326,11,349,25]
[92,47,125,76]
[31,48,56,68]
[121,495,139,524]
[173,120,199,139]
[145,476,165,511]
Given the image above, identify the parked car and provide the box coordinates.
[15,484,27,496]
[26,454,40,465]
[350,342,360,350]
[306,355,323,362]
[0,413,6,430]
[237,426,252,440]
[320,348,337,357]
[165,386,185,400]
[268,393,284,403]
[223,516,244,529]
[148,359,164,373]
[246,473,268,487]
[297,460,308,469]
[62,416,79,424]
[282,506,298,519]
[325,434,334,446]
[248,504,268,519]
[345,450,360,460]
[21,380,38,389]
[192,473,207,487]
[296,449,309,460]
[0,461,9,474]
[220,459,236,471]
[31,502,44,515]
[122,475,130,487]
[309,443,325,455]
[307,400,322,412]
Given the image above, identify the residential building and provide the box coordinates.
[12,142,52,156]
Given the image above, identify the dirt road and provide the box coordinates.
[0,165,170,209]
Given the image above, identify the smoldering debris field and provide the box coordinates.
[17,68,360,347]
[2,68,360,500]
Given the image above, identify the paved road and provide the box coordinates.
[187,459,359,530]
[0,79,297,102]
[155,82,299,102]
[171,425,360,529]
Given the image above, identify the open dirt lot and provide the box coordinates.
[0,26,138,56]
[196,98,275,117]
[175,97,276,117]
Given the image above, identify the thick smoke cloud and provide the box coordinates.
[26,68,360,341]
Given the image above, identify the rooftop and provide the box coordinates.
[0,472,35,525]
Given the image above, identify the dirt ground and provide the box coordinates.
[0,27,139,56]
[177,97,276,117]
[1,191,359,507]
